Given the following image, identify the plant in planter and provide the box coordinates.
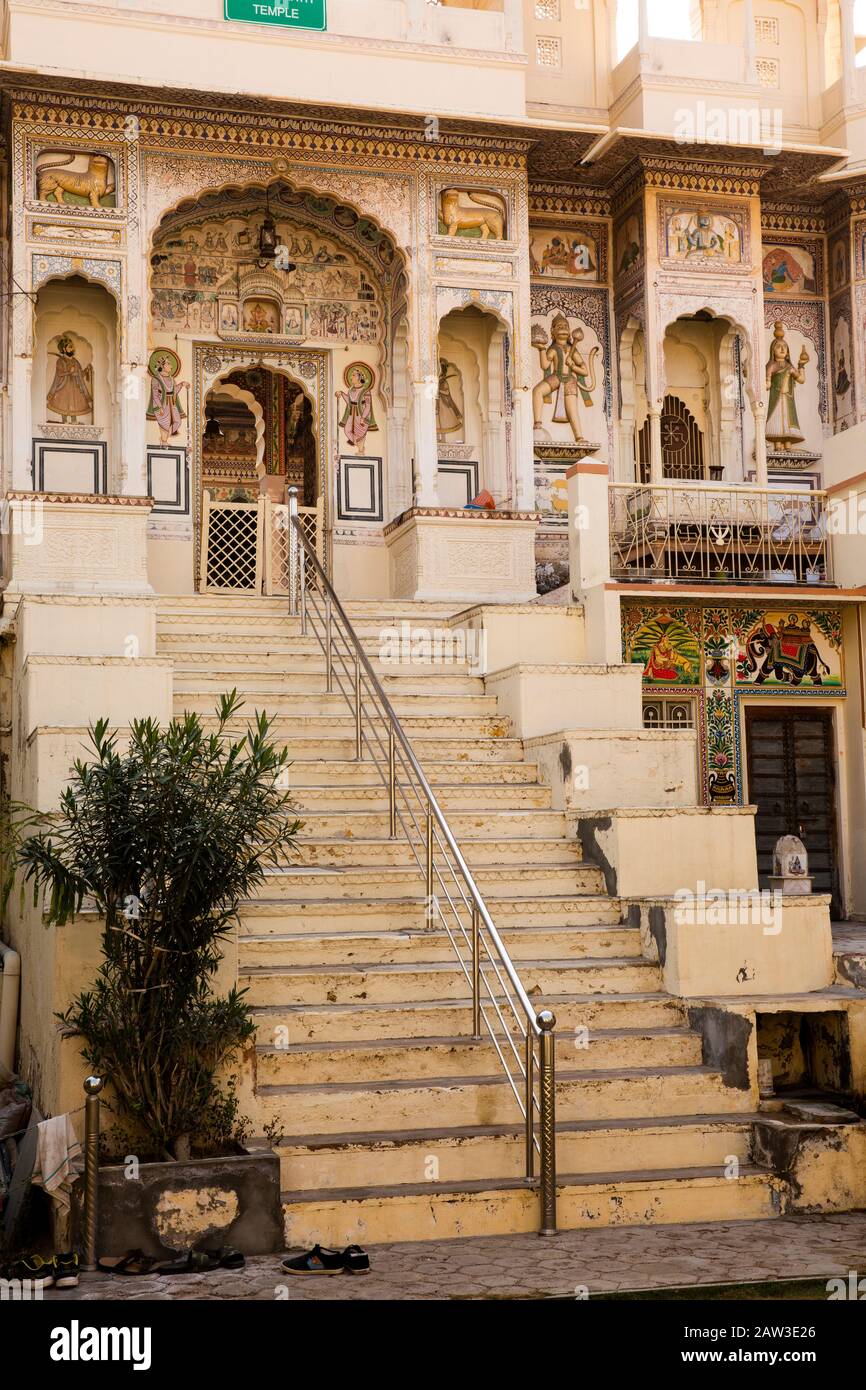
[16,691,300,1161]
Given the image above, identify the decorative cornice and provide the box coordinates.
[4,491,153,506]
[384,506,538,535]
[761,205,826,234]
[529,183,611,218]
[10,86,530,169]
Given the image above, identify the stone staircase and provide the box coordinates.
[157,594,782,1244]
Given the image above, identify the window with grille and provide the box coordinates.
[643,699,696,731]
[754,16,779,44]
[536,36,562,67]
[756,57,780,87]
[534,0,560,19]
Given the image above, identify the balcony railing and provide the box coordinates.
[609,481,832,586]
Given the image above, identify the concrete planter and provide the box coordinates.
[76,1150,283,1259]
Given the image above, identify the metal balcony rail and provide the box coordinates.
[286,487,557,1234]
[609,480,832,585]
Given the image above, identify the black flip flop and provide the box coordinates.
[156,1249,221,1275]
[203,1246,245,1270]
[97,1250,159,1276]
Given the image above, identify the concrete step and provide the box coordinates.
[241,956,662,1006]
[258,1065,751,1134]
[256,1027,703,1085]
[173,688,500,718]
[256,737,528,762]
[291,783,553,811]
[177,712,511,739]
[288,809,567,840]
[283,760,535,785]
[239,924,641,969]
[274,1115,756,1192]
[249,862,607,900]
[165,658,483,692]
[239,893,621,934]
[290,836,582,870]
[280,1167,781,1246]
[250,993,686,1044]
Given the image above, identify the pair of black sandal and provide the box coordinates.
[281,1243,369,1275]
[97,1246,245,1276]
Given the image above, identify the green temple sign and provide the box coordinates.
[224,0,327,31]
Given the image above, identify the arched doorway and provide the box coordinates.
[198,359,322,593]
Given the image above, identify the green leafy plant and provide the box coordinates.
[17,691,300,1160]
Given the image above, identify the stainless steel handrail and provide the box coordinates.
[286,487,557,1233]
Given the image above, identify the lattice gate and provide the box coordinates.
[200,491,324,593]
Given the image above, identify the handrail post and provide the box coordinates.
[525,1029,534,1179]
[425,808,434,909]
[82,1075,104,1271]
[325,593,333,694]
[287,486,299,618]
[354,655,363,760]
[471,902,481,1039]
[388,723,397,838]
[537,1009,557,1236]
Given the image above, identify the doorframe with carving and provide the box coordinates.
[192,341,330,589]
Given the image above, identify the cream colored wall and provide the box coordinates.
[528,726,698,810]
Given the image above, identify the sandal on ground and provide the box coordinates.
[281,1244,369,1275]
[341,1244,370,1275]
[97,1250,160,1276]
[201,1246,245,1270]
[155,1249,222,1275]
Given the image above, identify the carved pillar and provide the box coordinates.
[742,0,756,83]
[11,248,33,491]
[412,380,440,507]
[648,406,663,482]
[753,403,768,486]
[841,0,857,104]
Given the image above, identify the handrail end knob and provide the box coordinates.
[84,1075,104,1096]
[536,1008,556,1031]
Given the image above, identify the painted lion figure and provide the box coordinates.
[440,189,505,240]
[36,154,115,209]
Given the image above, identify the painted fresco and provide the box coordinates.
[659,202,746,268]
[762,244,817,296]
[622,603,844,805]
[529,227,598,282]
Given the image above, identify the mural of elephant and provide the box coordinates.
[739,619,830,686]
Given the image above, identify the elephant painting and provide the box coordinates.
[738,617,830,686]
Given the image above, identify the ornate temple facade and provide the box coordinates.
[4,0,866,1238]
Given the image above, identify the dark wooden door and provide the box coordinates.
[745,708,840,916]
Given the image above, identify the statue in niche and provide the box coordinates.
[146,349,187,446]
[435,359,464,440]
[531,314,599,443]
[835,348,851,397]
[439,189,506,240]
[36,152,116,209]
[336,362,377,456]
[765,321,809,449]
[46,334,94,422]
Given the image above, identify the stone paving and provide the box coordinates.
[46,1210,866,1301]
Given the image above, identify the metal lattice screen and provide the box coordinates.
[200,495,263,592]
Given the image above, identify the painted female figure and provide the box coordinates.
[436,359,464,438]
[146,350,187,446]
[46,334,93,422]
[765,321,808,449]
[336,362,377,455]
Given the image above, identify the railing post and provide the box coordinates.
[472,902,481,1039]
[325,593,333,694]
[425,808,434,908]
[287,486,299,618]
[354,655,363,760]
[525,1029,534,1179]
[388,724,397,838]
[537,1009,557,1236]
[82,1075,104,1271]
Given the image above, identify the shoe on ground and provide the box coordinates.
[2,1254,56,1290]
[53,1252,80,1288]
[282,1244,369,1275]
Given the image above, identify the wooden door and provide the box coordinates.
[745,708,840,916]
